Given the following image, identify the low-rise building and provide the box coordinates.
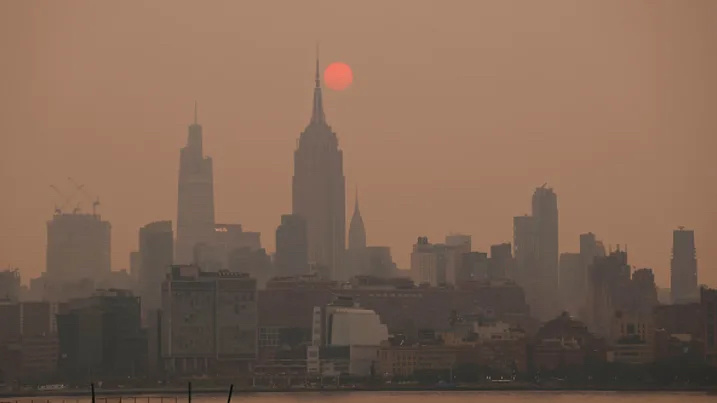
[608,310,655,364]
[0,300,60,382]
[532,312,605,371]
[160,265,257,375]
[57,289,146,381]
[306,296,388,377]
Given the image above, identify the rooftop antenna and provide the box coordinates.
[194,100,198,125]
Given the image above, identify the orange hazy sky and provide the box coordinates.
[1,1,715,288]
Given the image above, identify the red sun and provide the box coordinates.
[324,62,353,91]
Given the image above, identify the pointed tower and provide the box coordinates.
[292,49,346,280]
[348,188,366,250]
[175,102,215,264]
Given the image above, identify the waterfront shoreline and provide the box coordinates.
[2,385,716,399]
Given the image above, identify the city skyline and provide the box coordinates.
[1,1,715,288]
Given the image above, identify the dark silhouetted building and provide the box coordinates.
[129,250,141,281]
[703,288,717,366]
[488,243,512,280]
[577,232,606,314]
[0,268,20,302]
[531,185,559,320]
[364,246,397,278]
[559,252,582,314]
[57,289,145,381]
[459,252,489,284]
[292,55,346,280]
[275,214,309,277]
[513,215,536,286]
[139,221,173,318]
[586,249,631,336]
[0,301,59,383]
[627,268,659,313]
[176,105,215,265]
[532,312,604,371]
[671,228,698,304]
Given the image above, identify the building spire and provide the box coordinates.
[348,185,366,250]
[194,100,198,125]
[311,44,326,124]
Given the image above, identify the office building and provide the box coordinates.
[211,223,261,270]
[0,301,59,382]
[161,266,257,375]
[0,268,20,302]
[176,104,215,264]
[139,221,173,317]
[410,237,439,286]
[275,214,309,277]
[531,185,559,320]
[559,252,582,314]
[57,289,145,380]
[46,212,111,284]
[488,243,513,280]
[292,55,346,280]
[671,228,698,303]
[513,215,536,286]
[459,252,489,283]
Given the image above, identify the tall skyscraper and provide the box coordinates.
[578,232,605,304]
[275,214,309,276]
[175,104,215,265]
[671,228,698,304]
[139,221,173,317]
[46,212,111,284]
[532,185,559,290]
[292,55,346,280]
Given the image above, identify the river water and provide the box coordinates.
[7,392,714,403]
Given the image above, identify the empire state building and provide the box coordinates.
[292,55,346,280]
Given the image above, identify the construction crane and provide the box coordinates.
[68,177,100,216]
[49,184,82,215]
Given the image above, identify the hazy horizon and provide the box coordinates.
[1,0,715,288]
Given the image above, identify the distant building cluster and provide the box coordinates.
[0,55,713,387]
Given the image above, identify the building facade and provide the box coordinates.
[139,221,173,318]
[0,269,20,302]
[671,228,698,304]
[292,56,346,280]
[56,289,145,380]
[46,212,111,285]
[275,214,309,277]
[176,106,215,265]
[160,266,257,375]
